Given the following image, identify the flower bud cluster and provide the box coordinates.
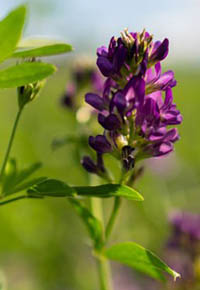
[17,80,44,110]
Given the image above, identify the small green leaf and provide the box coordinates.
[104,242,180,282]
[2,160,42,196]
[27,179,75,197]
[14,162,42,186]
[0,5,26,63]
[0,62,56,88]
[73,184,144,201]
[27,180,143,201]
[6,177,47,196]
[13,43,72,58]
[70,199,103,248]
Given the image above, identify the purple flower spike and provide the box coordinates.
[89,135,112,153]
[83,29,182,175]
[85,93,105,111]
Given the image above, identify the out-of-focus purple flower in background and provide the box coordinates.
[61,57,104,112]
[165,211,200,289]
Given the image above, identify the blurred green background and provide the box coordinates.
[0,0,199,289]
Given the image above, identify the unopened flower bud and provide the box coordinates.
[17,80,44,110]
[121,28,135,49]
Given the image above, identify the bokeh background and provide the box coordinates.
[0,0,199,289]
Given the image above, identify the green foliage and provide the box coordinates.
[0,5,72,89]
[70,199,103,249]
[27,179,143,201]
[104,242,180,282]
[27,178,75,197]
[1,159,43,196]
[0,62,56,88]
[73,184,144,201]
[0,6,26,63]
[13,43,73,58]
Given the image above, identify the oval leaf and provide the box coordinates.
[0,6,26,63]
[13,43,72,58]
[0,62,56,88]
[104,242,180,282]
[27,179,75,197]
[73,184,144,201]
[27,180,143,201]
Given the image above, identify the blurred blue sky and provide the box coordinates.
[0,0,199,62]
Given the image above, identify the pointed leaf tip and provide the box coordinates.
[73,184,144,201]
[104,242,181,282]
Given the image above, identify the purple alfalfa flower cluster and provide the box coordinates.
[61,60,104,110]
[82,29,182,177]
[165,211,200,287]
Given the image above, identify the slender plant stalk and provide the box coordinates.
[0,108,23,183]
[96,255,113,290]
[91,197,113,290]
[105,197,121,241]
[105,170,130,240]
[0,195,27,205]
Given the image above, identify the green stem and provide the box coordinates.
[91,198,113,290]
[0,195,27,206]
[0,109,23,183]
[105,168,130,241]
[105,197,121,241]
[96,255,113,290]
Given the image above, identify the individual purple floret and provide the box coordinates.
[83,29,182,176]
[89,135,112,154]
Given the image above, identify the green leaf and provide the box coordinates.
[73,184,144,201]
[104,242,181,282]
[2,160,43,196]
[0,5,26,63]
[69,199,103,248]
[13,162,42,186]
[13,43,72,58]
[27,179,143,201]
[6,177,47,196]
[27,179,75,197]
[0,62,56,88]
